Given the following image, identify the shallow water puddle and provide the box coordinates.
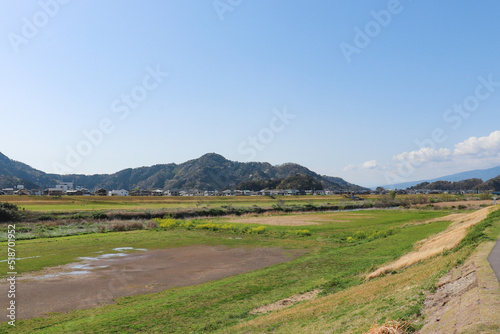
[22,247,149,281]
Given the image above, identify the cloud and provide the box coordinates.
[393,147,452,164]
[386,130,500,185]
[362,160,378,169]
[343,160,379,171]
[393,131,500,165]
[454,130,500,156]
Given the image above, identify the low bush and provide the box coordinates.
[251,226,267,234]
[340,227,398,244]
[38,214,56,221]
[146,221,158,229]
[110,221,144,231]
[0,202,20,222]
[296,229,311,236]
[158,218,180,229]
[154,218,274,236]
[70,212,90,220]
[92,212,108,220]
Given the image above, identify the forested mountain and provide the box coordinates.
[0,152,367,191]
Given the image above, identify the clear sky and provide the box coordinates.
[1,0,500,188]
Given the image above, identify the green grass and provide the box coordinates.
[1,209,449,274]
[227,207,500,334]
[2,195,355,212]
[0,209,454,333]
[227,247,472,334]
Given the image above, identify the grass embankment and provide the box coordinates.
[226,207,500,333]
[367,206,495,279]
[0,210,451,333]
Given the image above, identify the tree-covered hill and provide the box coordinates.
[0,152,367,191]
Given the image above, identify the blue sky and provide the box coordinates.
[1,0,500,187]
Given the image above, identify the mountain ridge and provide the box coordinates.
[382,165,500,189]
[0,152,367,192]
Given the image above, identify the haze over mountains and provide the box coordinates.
[384,165,500,189]
[0,152,367,191]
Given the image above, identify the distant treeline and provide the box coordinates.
[236,174,324,191]
[409,176,500,191]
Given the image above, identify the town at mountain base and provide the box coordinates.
[0,152,368,194]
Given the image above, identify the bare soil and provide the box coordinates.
[419,241,500,333]
[0,245,298,319]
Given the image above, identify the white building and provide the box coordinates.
[108,189,129,196]
[55,182,74,192]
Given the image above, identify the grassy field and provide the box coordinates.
[4,209,448,275]
[0,208,462,333]
[0,195,355,212]
[1,193,479,212]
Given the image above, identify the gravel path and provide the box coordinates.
[487,237,500,283]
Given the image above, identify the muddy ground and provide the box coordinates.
[0,245,298,319]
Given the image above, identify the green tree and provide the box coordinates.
[0,202,20,222]
[479,191,491,200]
[488,176,500,191]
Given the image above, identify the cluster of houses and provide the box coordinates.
[1,182,495,197]
[0,182,93,196]
[404,189,489,195]
[0,181,377,197]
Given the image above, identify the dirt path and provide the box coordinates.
[0,245,297,319]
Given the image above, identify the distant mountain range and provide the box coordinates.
[0,152,367,191]
[382,165,500,189]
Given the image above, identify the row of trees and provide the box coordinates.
[409,176,500,192]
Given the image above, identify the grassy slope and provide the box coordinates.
[225,247,470,334]
[224,207,500,333]
[1,210,451,333]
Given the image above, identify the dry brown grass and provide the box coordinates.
[109,221,144,231]
[366,206,497,279]
[364,321,409,334]
[416,200,494,209]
